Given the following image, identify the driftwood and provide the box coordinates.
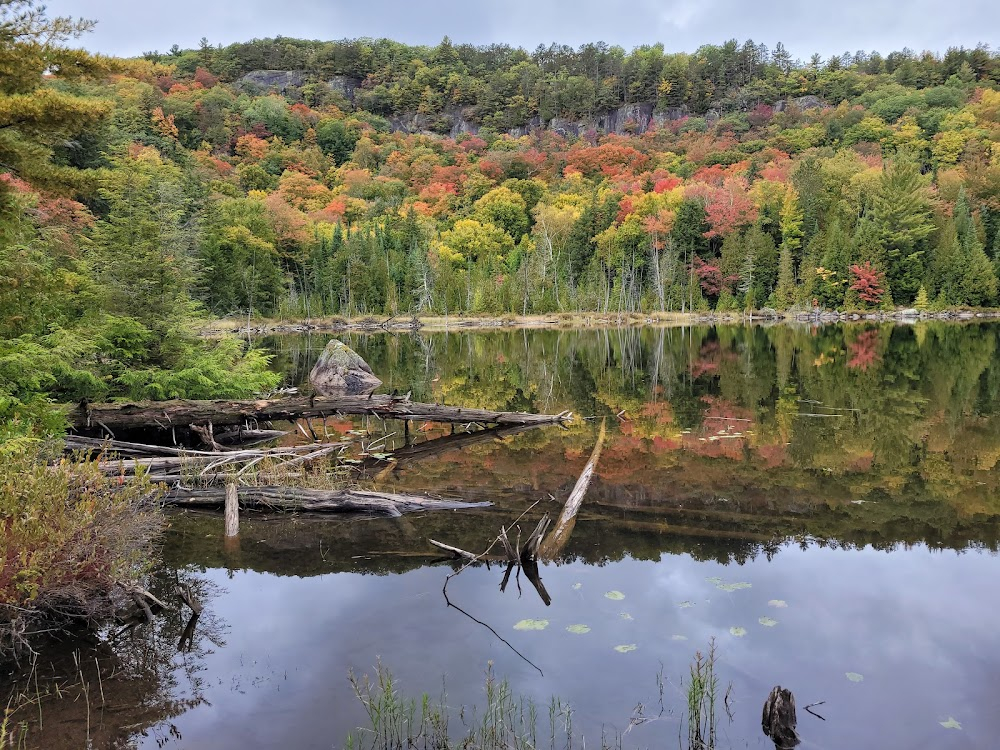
[538,418,606,560]
[762,686,800,749]
[67,394,572,431]
[165,486,489,517]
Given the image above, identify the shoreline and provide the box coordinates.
[198,308,1000,336]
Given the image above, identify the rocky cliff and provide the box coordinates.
[238,71,827,139]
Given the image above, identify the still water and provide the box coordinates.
[9,322,1000,749]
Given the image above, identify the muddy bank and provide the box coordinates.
[199,308,1000,336]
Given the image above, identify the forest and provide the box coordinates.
[2,0,1000,427]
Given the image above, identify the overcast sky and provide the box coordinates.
[46,0,998,62]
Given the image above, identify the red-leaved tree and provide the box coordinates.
[849,262,886,306]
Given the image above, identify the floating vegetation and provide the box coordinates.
[678,601,696,608]
[716,582,752,592]
[571,583,582,590]
[513,619,549,631]
[566,624,591,634]
[614,644,637,653]
[940,717,962,730]
[768,599,788,608]
[846,672,864,682]
[729,627,747,637]
[705,576,723,585]
[604,591,625,600]
[671,635,689,641]
[619,612,633,621]
[758,617,778,627]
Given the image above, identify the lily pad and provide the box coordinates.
[768,599,788,608]
[678,601,695,608]
[513,619,549,631]
[845,672,864,682]
[619,612,634,620]
[717,582,752,592]
[566,624,591,634]
[604,590,625,601]
[614,644,638,653]
[729,627,747,637]
[758,617,778,627]
[939,717,962,730]
[571,583,582,590]
[671,634,688,641]
[705,576,723,584]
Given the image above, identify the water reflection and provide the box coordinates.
[7,322,1000,748]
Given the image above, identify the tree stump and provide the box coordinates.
[762,685,799,749]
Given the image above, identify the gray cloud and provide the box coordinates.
[46,0,998,61]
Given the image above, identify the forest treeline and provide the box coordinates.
[4,2,1000,434]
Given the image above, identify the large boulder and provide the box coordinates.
[309,340,382,395]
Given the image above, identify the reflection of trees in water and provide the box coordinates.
[1,569,226,750]
[258,323,1000,555]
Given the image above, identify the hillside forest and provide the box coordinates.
[3,1,1000,440]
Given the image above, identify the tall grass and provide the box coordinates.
[684,639,720,750]
[347,645,728,750]
[346,661,573,750]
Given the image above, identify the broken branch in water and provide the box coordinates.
[537,418,606,560]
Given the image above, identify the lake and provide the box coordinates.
[6,322,1000,749]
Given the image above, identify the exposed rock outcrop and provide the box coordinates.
[234,70,827,137]
[237,70,362,101]
[309,340,382,395]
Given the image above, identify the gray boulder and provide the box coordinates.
[309,340,382,395]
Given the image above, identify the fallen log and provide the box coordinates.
[538,418,606,560]
[66,395,572,432]
[164,486,490,517]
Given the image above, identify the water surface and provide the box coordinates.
[7,322,1000,749]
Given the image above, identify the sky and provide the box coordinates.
[46,0,998,62]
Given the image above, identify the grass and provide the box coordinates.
[684,639,720,750]
[346,661,570,750]
[346,644,728,750]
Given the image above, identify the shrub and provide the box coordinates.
[0,447,163,659]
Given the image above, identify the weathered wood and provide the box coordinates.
[428,539,480,561]
[66,395,572,431]
[92,441,347,475]
[538,418,606,560]
[224,483,239,537]
[165,486,489,517]
[762,686,800,749]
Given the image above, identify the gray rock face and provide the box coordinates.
[237,70,362,101]
[773,95,827,113]
[238,70,309,93]
[309,340,382,395]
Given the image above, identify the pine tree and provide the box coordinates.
[0,1,110,198]
[914,285,930,311]
[773,241,796,308]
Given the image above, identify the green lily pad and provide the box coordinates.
[768,599,788,608]
[604,590,625,601]
[619,612,633,620]
[566,624,591,634]
[614,644,637,653]
[678,601,695,608]
[571,583,582,590]
[846,672,864,682]
[705,576,723,584]
[513,619,549,631]
[671,634,688,641]
[759,617,778,627]
[729,627,747,637]
[939,717,962,730]
[717,582,752,592]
